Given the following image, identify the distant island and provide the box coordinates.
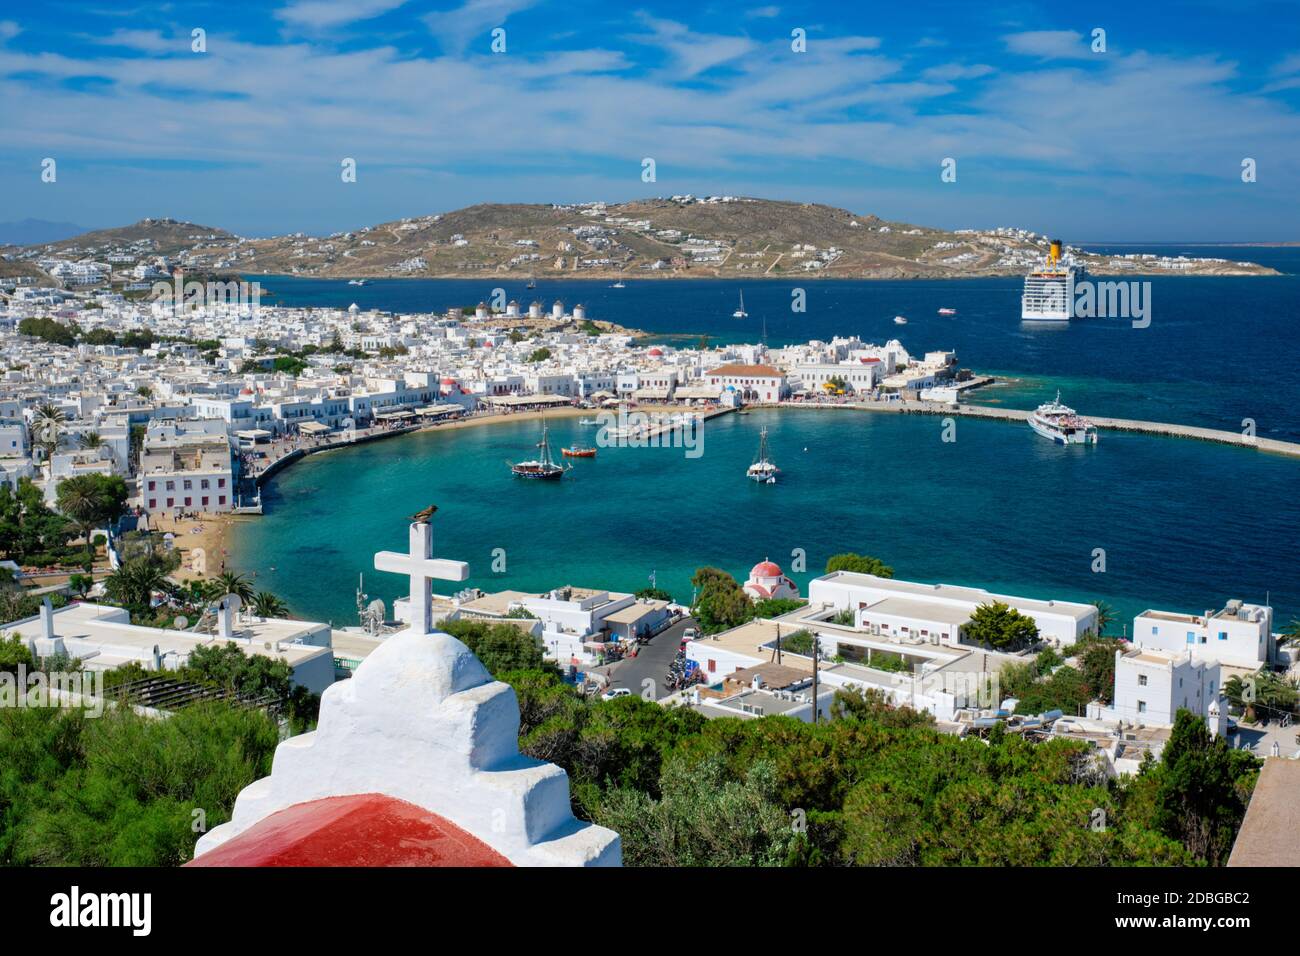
[0,197,1280,283]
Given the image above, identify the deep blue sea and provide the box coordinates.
[233,247,1299,629]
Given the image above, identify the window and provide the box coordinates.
[201,479,210,490]
[165,480,175,491]
[147,480,156,491]
[707,659,716,673]
[201,497,209,507]
[1218,631,1228,641]
[166,497,174,507]
[1137,701,1147,713]
[183,479,192,490]
[1186,632,1195,644]
[1138,675,1148,686]
[184,497,192,507]
[1152,625,1159,635]
[217,478,226,488]
[218,496,226,505]
[148,499,156,509]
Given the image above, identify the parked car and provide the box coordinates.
[682,627,698,641]
[601,687,632,701]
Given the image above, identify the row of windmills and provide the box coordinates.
[470,300,587,321]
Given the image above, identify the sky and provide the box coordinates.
[1,0,1298,241]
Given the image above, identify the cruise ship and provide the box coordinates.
[1021,239,1083,321]
[1028,392,1098,445]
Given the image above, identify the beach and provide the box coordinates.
[148,511,237,582]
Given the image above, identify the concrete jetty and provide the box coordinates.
[774,399,1300,459]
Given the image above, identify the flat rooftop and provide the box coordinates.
[6,601,332,670]
[819,572,1097,621]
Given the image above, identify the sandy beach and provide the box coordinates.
[148,511,237,582]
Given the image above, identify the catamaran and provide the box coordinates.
[733,291,748,318]
[510,422,571,479]
[747,427,779,483]
[1028,391,1098,445]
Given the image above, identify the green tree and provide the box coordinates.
[212,572,255,603]
[964,601,1040,651]
[55,473,128,560]
[1151,711,1259,865]
[824,553,894,578]
[250,591,289,619]
[436,618,550,675]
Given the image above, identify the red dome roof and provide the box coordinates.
[185,793,512,868]
[647,347,664,356]
[751,560,782,578]
[441,377,457,385]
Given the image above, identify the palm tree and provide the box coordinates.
[104,556,174,614]
[1093,600,1116,637]
[76,431,104,450]
[251,591,289,619]
[31,403,64,461]
[213,571,255,603]
[55,476,102,560]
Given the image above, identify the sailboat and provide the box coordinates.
[733,291,748,318]
[526,277,536,289]
[746,427,779,483]
[611,280,626,288]
[510,422,570,479]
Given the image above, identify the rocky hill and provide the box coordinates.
[1,200,1277,281]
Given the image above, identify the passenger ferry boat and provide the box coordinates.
[747,427,779,483]
[938,308,957,316]
[561,446,596,458]
[510,423,571,479]
[1021,239,1084,321]
[1029,392,1098,445]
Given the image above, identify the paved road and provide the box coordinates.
[606,616,696,700]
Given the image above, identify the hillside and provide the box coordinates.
[1,200,1278,282]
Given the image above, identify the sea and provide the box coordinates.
[229,246,1299,630]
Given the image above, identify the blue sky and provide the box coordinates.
[2,0,1298,240]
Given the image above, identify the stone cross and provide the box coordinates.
[374,520,469,634]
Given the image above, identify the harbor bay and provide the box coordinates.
[229,406,1300,628]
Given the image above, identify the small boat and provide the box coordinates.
[510,423,571,479]
[526,277,536,289]
[1028,391,1098,445]
[578,417,600,426]
[893,315,908,325]
[733,291,748,319]
[348,279,369,286]
[562,447,596,458]
[938,308,957,316]
[747,427,779,482]
[611,281,626,289]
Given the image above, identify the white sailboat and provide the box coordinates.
[746,427,779,483]
[733,291,748,318]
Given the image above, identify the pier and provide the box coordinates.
[776,399,1300,458]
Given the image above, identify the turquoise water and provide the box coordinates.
[229,408,1300,629]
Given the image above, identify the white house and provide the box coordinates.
[808,571,1098,647]
[1092,647,1225,732]
[703,363,787,403]
[1131,601,1273,669]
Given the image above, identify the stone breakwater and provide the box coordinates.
[774,400,1300,459]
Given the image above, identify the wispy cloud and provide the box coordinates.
[422,0,541,55]
[277,0,410,31]
[1004,30,1092,60]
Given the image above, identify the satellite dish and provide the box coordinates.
[173,615,189,629]
[367,599,386,619]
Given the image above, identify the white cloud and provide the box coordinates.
[0,20,21,42]
[277,0,411,30]
[1004,30,1091,60]
[922,63,995,81]
[422,0,541,54]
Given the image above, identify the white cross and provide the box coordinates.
[374,521,470,634]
